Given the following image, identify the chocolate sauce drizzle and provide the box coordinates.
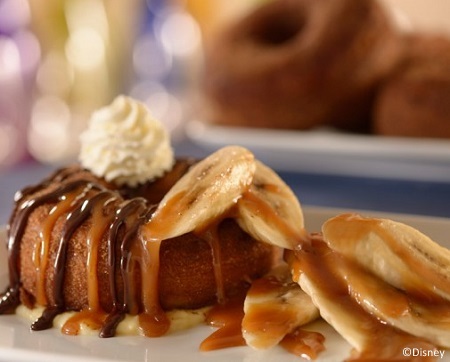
[0,162,254,340]
[0,166,161,337]
[100,198,154,337]
[31,190,118,331]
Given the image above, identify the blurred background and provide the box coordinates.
[0,0,449,171]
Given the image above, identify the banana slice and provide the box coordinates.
[236,160,306,250]
[296,273,434,359]
[297,273,370,352]
[322,213,450,301]
[242,264,319,350]
[340,258,450,349]
[293,239,440,358]
[142,145,255,240]
[291,238,373,352]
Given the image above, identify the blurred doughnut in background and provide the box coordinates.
[196,0,450,138]
[373,34,450,138]
[200,0,405,132]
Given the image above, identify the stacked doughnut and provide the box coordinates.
[373,34,450,138]
[202,0,450,138]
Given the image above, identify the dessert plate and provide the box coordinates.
[0,206,449,362]
[185,121,450,182]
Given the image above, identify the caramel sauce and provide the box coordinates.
[120,235,142,316]
[62,309,107,335]
[0,164,448,362]
[242,300,291,335]
[293,236,440,361]
[279,328,325,360]
[0,163,240,340]
[239,188,308,249]
[342,257,450,326]
[0,166,165,337]
[34,192,78,306]
[61,191,118,336]
[138,235,170,337]
[138,309,170,338]
[142,190,187,240]
[6,178,87,294]
[86,197,115,311]
[197,224,226,304]
[200,296,246,351]
[240,265,323,358]
[242,276,300,349]
[143,188,236,309]
[105,198,146,312]
[106,198,148,319]
[325,214,450,302]
[200,275,323,360]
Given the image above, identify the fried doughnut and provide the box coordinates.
[373,34,450,138]
[202,0,403,132]
[0,160,276,336]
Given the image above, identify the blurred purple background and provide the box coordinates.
[0,0,206,171]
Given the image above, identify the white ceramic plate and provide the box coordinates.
[1,206,450,362]
[185,121,450,182]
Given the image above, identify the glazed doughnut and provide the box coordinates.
[373,34,450,138]
[0,161,276,336]
[202,0,404,132]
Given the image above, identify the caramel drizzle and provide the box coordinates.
[0,166,176,338]
[121,208,153,314]
[31,185,110,330]
[1,177,95,314]
[334,214,450,301]
[138,235,170,337]
[34,192,79,306]
[86,194,117,311]
[2,165,446,361]
[197,224,227,304]
[100,198,148,337]
[201,273,325,360]
[200,295,247,351]
[0,163,324,360]
[60,191,118,334]
[292,236,441,361]
[0,167,151,333]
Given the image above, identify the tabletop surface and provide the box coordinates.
[1,138,450,226]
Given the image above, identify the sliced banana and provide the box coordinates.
[236,160,306,250]
[340,259,450,349]
[142,145,255,240]
[289,236,374,352]
[322,213,450,301]
[297,273,371,352]
[242,264,319,350]
[294,242,441,357]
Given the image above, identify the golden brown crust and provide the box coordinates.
[202,0,403,132]
[159,219,275,310]
[373,34,450,138]
[121,158,197,205]
[16,161,277,313]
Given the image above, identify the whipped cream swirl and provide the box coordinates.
[79,95,174,186]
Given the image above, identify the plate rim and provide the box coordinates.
[185,120,450,182]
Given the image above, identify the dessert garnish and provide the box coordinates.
[79,95,174,187]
